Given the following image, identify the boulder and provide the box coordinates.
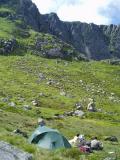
[104,136,118,142]
[0,38,17,54]
[73,110,85,117]
[0,141,32,160]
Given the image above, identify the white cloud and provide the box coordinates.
[32,0,116,25]
[32,0,55,13]
[57,0,111,24]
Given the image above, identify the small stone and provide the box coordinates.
[8,102,15,107]
[32,100,40,107]
[60,91,66,96]
[79,80,83,83]
[46,81,52,85]
[23,105,32,110]
[39,92,44,96]
[1,97,9,102]
[74,110,85,117]
[18,97,25,102]
[64,111,74,116]
[39,73,45,80]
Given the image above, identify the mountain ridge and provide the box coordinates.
[0,0,120,60]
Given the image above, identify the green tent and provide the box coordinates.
[29,126,71,150]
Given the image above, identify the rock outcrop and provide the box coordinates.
[0,141,33,160]
[0,39,17,54]
[40,15,120,60]
[34,35,85,60]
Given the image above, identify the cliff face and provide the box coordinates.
[40,15,120,60]
[1,0,120,60]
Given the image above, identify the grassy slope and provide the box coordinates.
[0,55,120,160]
[0,10,120,160]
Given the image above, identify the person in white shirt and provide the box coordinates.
[91,137,103,150]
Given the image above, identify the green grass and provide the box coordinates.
[0,54,119,160]
[0,7,13,13]
[0,17,15,38]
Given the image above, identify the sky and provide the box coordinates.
[32,0,120,25]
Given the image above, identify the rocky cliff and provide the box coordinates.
[39,14,120,60]
[0,0,120,60]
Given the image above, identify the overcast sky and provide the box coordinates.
[32,0,120,25]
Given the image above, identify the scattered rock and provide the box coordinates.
[97,108,102,112]
[59,115,65,119]
[39,92,45,96]
[64,111,74,116]
[38,73,45,80]
[0,141,32,160]
[53,113,66,119]
[79,80,83,83]
[23,105,32,110]
[0,38,17,54]
[18,97,25,102]
[104,136,118,142]
[8,102,16,107]
[1,97,9,102]
[60,91,66,96]
[46,80,53,85]
[32,100,40,107]
[73,110,85,117]
[46,79,57,85]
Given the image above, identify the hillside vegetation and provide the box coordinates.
[0,55,120,160]
[0,4,120,160]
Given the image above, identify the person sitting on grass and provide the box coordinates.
[79,135,86,147]
[69,134,81,147]
[38,118,46,127]
[90,137,103,150]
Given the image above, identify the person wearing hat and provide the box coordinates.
[38,118,46,127]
